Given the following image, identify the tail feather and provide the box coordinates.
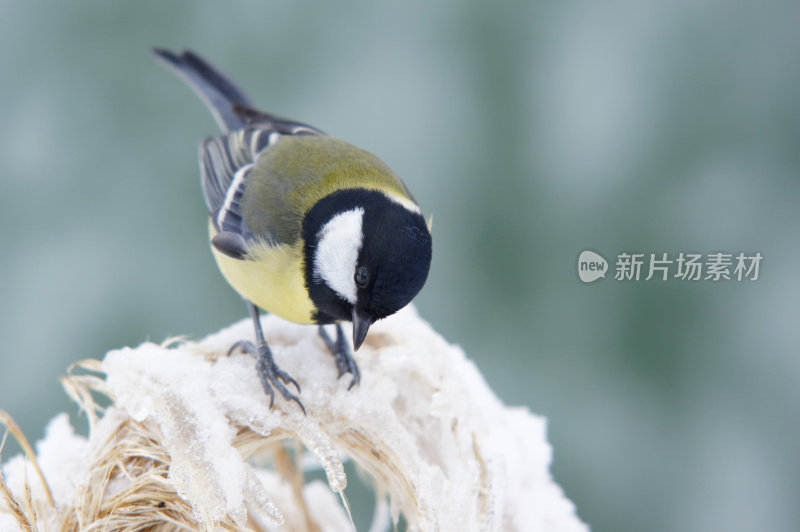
[153,48,252,132]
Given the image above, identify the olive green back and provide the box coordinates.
[242,136,415,244]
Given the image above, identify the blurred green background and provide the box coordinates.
[1,1,798,531]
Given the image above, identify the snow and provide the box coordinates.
[1,305,587,531]
[1,414,89,530]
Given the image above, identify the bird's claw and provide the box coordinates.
[228,339,305,414]
[318,325,361,390]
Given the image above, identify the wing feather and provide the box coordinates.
[201,125,323,241]
[156,48,326,251]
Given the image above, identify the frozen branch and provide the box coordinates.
[1,306,587,531]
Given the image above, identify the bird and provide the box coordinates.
[153,49,432,413]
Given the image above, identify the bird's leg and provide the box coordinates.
[318,323,361,390]
[228,302,305,414]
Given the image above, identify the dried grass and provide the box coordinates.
[1,360,315,532]
[0,309,588,532]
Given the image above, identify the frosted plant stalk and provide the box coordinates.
[0,306,587,531]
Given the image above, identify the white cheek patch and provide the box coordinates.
[313,208,364,304]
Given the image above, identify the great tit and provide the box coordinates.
[154,49,432,412]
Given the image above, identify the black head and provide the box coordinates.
[303,188,432,348]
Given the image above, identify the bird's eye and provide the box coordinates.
[355,266,369,288]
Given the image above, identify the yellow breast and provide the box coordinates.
[209,223,316,324]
